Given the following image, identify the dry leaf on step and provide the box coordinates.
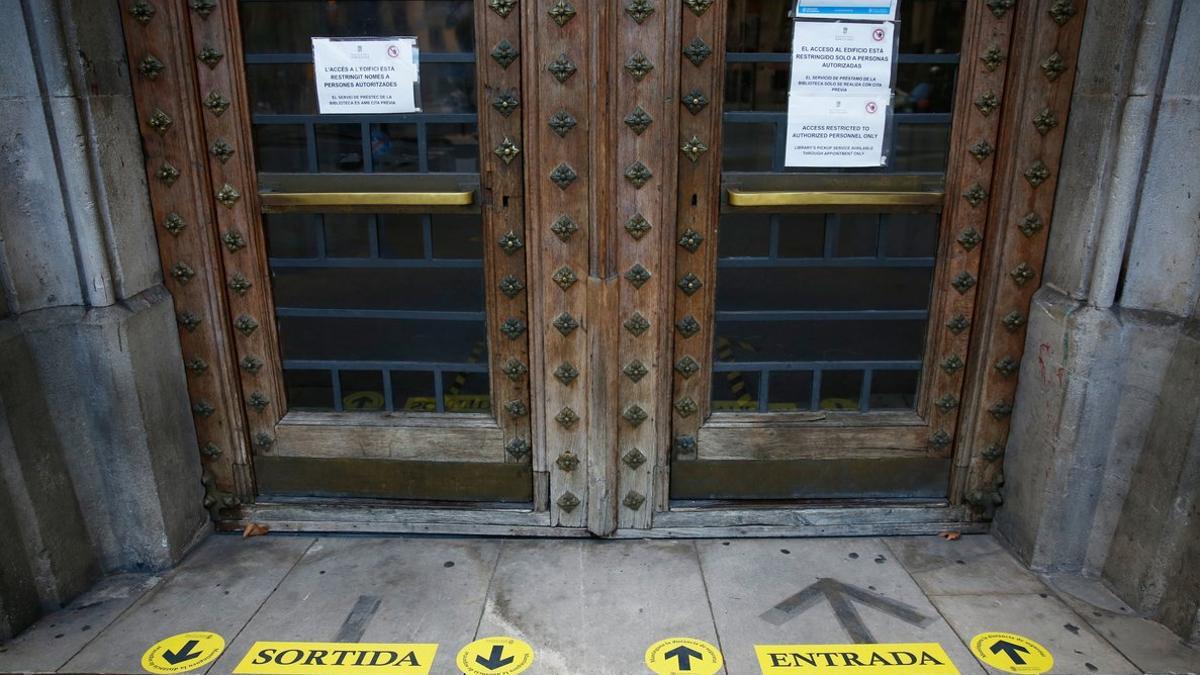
[242,522,270,538]
[938,531,961,541]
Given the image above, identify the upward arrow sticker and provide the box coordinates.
[969,632,1053,674]
[645,637,723,675]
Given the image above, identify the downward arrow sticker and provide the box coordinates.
[456,637,533,675]
[141,631,225,674]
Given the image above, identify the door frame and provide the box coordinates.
[118,0,1086,536]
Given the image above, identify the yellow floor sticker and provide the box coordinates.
[755,643,959,674]
[232,642,437,674]
[969,632,1053,674]
[645,637,723,674]
[456,636,534,675]
[142,631,225,674]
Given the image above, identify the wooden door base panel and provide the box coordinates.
[254,456,533,502]
[670,458,951,501]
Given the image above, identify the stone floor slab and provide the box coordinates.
[886,534,1048,596]
[698,538,984,675]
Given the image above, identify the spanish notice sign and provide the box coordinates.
[312,37,420,114]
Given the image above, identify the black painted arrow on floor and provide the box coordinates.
[990,639,1031,665]
[664,645,704,671]
[162,639,202,665]
[760,578,934,643]
[476,644,515,671]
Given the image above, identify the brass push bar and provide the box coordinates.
[726,188,945,208]
[259,190,474,210]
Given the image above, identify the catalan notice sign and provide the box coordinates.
[969,632,1054,674]
[755,643,960,674]
[141,631,225,674]
[790,22,894,96]
[455,636,534,675]
[645,637,724,674]
[231,641,437,674]
[784,96,887,167]
[312,37,420,114]
[795,0,897,21]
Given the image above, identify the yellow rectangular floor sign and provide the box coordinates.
[755,643,958,674]
[233,641,438,674]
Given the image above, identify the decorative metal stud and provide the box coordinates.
[957,228,983,251]
[980,46,1005,71]
[681,136,708,163]
[624,161,653,188]
[557,491,581,512]
[623,404,648,426]
[995,356,1019,377]
[623,491,646,510]
[624,312,650,336]
[1048,0,1076,25]
[193,400,215,417]
[623,360,649,382]
[675,397,698,417]
[677,272,703,296]
[941,354,965,374]
[548,110,577,137]
[1002,311,1026,332]
[228,273,251,295]
[210,139,234,163]
[623,447,647,469]
[189,0,216,17]
[674,435,697,457]
[547,0,576,25]
[171,262,195,284]
[553,312,580,336]
[148,108,172,133]
[625,214,652,240]
[963,183,987,207]
[241,355,263,373]
[216,184,241,208]
[1010,262,1036,286]
[968,139,994,161]
[222,230,246,252]
[935,394,958,413]
[178,312,201,332]
[552,265,578,290]
[185,358,208,374]
[682,89,709,115]
[946,314,970,335]
[505,400,529,418]
[675,356,700,378]
[156,163,180,186]
[550,163,578,189]
[989,401,1014,419]
[551,215,579,242]
[677,315,701,338]
[492,91,519,117]
[982,444,1004,462]
[624,106,653,135]
[974,92,999,116]
[930,430,952,449]
[248,392,269,411]
[138,55,164,79]
[200,442,221,458]
[625,264,652,288]
[255,433,274,450]
[500,317,527,339]
[625,0,654,23]
[503,359,528,380]
[1032,108,1058,135]
[203,91,230,116]
[624,52,654,81]
[679,229,705,252]
[201,471,238,517]
[234,315,258,336]
[489,0,516,17]
[683,0,713,16]
[506,438,531,459]
[499,275,525,298]
[498,230,524,254]
[683,37,712,66]
[554,362,580,385]
[129,0,155,24]
[1041,52,1066,81]
[491,40,519,68]
[556,451,580,472]
[547,54,577,83]
[494,137,521,165]
[986,0,1014,18]
[163,213,186,236]
[951,271,977,294]
[197,45,223,68]
[1018,213,1043,237]
[556,406,580,427]
[1024,160,1050,187]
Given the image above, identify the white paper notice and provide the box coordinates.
[784,96,887,167]
[790,22,893,96]
[312,37,420,114]
[795,0,896,21]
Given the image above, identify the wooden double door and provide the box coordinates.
[121,0,1084,533]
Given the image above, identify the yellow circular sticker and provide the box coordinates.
[141,631,225,674]
[645,637,723,675]
[970,632,1054,674]
[456,636,534,675]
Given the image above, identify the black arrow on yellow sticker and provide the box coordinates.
[162,639,202,665]
[760,578,934,643]
[990,639,1032,665]
[476,644,515,671]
